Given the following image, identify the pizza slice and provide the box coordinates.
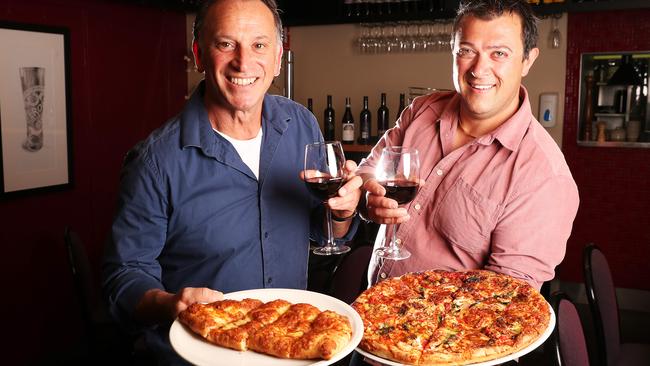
[419,306,473,365]
[290,310,352,360]
[247,303,321,359]
[492,286,550,347]
[206,299,291,351]
[358,295,443,365]
[178,298,263,337]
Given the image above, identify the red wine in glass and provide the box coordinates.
[304,176,344,202]
[380,180,418,205]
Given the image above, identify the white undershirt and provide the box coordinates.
[214,128,263,179]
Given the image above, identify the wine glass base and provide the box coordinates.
[375,247,411,260]
[312,245,351,256]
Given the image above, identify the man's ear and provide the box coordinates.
[521,47,539,77]
[192,40,204,73]
[274,45,283,77]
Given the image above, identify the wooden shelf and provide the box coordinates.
[577,141,650,148]
[342,143,374,153]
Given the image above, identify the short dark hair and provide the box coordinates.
[193,0,283,46]
[452,0,538,59]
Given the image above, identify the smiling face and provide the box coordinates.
[452,12,538,125]
[193,0,282,116]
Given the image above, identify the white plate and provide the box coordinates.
[170,288,364,366]
[356,303,556,366]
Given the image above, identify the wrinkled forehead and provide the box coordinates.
[200,0,280,42]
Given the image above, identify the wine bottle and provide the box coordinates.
[344,0,353,17]
[377,93,389,137]
[358,96,371,144]
[323,95,335,141]
[341,97,355,144]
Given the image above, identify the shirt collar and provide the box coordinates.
[489,86,532,152]
[179,81,291,151]
[180,81,212,150]
[437,86,532,152]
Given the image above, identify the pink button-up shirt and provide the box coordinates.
[357,87,579,290]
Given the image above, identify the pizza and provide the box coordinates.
[352,269,550,365]
[178,298,352,360]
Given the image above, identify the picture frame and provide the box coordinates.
[0,21,72,198]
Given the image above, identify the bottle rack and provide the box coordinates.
[111,0,650,18]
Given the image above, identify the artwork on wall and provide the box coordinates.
[0,21,72,197]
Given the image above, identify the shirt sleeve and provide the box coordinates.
[102,146,168,332]
[485,174,579,290]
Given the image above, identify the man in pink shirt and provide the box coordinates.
[357,0,579,291]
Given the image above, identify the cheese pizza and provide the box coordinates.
[352,269,550,365]
[178,298,352,360]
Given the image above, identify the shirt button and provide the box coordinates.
[264,232,269,239]
[436,169,443,176]
[414,203,421,210]
[267,277,272,284]
[380,273,387,279]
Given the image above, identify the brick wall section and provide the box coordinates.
[0,0,186,364]
[560,9,650,290]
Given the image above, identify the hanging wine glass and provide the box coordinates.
[549,15,561,49]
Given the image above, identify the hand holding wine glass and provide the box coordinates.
[303,141,351,256]
[371,146,420,260]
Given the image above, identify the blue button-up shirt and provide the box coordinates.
[102,85,358,364]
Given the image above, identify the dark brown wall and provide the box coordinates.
[0,0,186,363]
[560,9,650,290]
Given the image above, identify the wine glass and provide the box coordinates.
[375,146,420,260]
[549,15,561,49]
[303,141,351,256]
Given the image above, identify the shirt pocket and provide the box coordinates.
[433,177,502,254]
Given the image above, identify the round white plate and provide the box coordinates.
[356,303,556,366]
[170,288,364,366]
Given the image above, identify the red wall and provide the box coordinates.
[560,9,650,290]
[0,0,186,363]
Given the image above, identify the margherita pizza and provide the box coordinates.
[178,298,352,360]
[352,269,550,365]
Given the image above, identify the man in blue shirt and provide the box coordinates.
[102,0,362,364]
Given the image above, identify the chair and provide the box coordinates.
[546,291,591,366]
[583,243,650,366]
[64,226,134,363]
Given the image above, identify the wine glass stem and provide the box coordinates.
[389,223,398,252]
[325,205,335,247]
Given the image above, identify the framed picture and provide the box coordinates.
[0,21,72,198]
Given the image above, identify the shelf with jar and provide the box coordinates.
[577,52,650,148]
